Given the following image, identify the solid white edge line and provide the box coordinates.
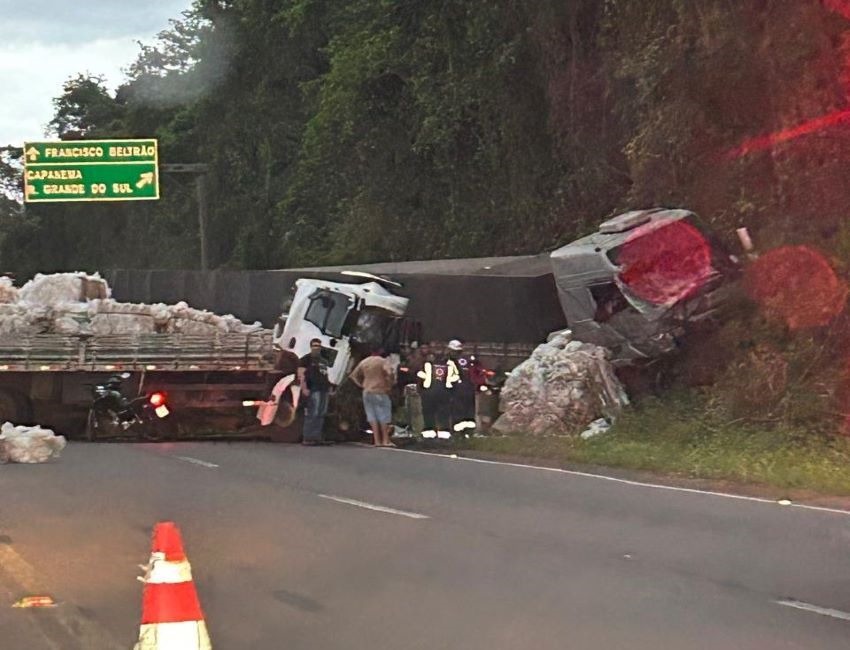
[775,599,850,622]
[318,494,429,519]
[174,456,219,469]
[386,447,850,516]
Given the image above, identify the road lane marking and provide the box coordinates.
[386,448,850,516]
[775,599,850,622]
[0,543,123,649]
[318,494,429,519]
[174,456,219,469]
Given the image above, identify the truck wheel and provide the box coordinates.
[271,406,303,443]
[85,410,96,441]
[0,389,31,425]
[273,401,297,428]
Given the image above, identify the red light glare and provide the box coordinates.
[149,392,166,407]
[745,246,848,329]
[617,220,714,306]
[825,0,850,21]
[725,109,850,159]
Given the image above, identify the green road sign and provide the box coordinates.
[23,139,159,203]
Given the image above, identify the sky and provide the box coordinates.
[0,0,192,146]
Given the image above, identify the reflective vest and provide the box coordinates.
[417,360,462,389]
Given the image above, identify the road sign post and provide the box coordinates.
[23,139,159,203]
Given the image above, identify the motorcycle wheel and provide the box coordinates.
[85,409,122,441]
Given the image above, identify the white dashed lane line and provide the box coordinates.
[174,456,219,469]
[318,494,430,520]
[775,599,850,622]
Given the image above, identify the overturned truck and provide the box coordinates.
[106,208,739,372]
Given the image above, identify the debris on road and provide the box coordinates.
[0,423,67,464]
[12,596,57,608]
[493,330,629,436]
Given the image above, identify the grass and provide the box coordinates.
[444,393,850,497]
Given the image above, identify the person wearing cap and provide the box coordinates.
[446,339,476,434]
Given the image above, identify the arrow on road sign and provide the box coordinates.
[135,172,154,189]
[25,184,38,197]
[25,147,40,162]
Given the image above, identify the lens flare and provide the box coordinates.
[824,0,850,21]
[725,2,850,159]
[725,109,850,159]
[745,246,848,329]
[617,220,715,306]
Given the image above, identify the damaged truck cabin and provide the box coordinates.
[273,279,409,385]
[550,209,739,365]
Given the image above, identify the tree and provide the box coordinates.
[47,74,124,139]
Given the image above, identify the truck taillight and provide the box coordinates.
[149,392,166,407]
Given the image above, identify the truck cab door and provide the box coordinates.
[292,289,356,385]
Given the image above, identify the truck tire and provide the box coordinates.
[0,389,32,425]
[271,406,303,443]
[273,402,297,428]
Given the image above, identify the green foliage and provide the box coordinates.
[3,0,850,277]
[48,75,125,139]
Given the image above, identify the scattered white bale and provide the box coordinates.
[0,422,67,464]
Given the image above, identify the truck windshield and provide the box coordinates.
[304,290,353,338]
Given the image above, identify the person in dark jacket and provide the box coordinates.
[298,339,332,445]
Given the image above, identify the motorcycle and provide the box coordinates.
[85,373,170,441]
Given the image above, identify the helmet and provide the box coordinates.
[103,375,124,391]
[447,339,463,351]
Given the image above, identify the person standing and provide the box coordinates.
[405,342,430,380]
[468,354,490,432]
[402,342,429,435]
[446,339,476,434]
[350,348,396,447]
[298,338,332,445]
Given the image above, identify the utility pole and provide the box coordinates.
[160,163,210,270]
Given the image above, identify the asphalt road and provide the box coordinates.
[1,441,849,649]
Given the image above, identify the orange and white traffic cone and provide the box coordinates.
[134,522,212,650]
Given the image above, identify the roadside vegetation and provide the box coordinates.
[454,392,850,497]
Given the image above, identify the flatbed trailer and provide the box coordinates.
[0,331,277,437]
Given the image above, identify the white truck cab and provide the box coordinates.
[273,279,409,385]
